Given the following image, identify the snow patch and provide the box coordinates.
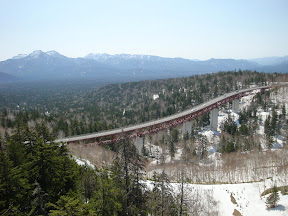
[12,54,27,59]
[74,157,95,169]
[153,94,159,100]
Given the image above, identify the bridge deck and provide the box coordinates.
[55,86,270,144]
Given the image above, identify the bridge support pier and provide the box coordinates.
[135,136,144,154]
[183,121,192,136]
[232,99,240,113]
[210,108,218,131]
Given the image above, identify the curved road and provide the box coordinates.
[55,85,271,144]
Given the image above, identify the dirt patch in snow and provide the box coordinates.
[231,193,238,205]
[233,209,242,216]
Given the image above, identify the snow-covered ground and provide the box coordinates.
[145,86,288,215]
[69,85,288,215]
[147,86,288,167]
[146,89,263,167]
[145,175,288,216]
[197,181,288,216]
[179,179,287,216]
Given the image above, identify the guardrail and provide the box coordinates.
[55,85,271,144]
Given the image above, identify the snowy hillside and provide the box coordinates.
[165,177,288,216]
[72,84,288,215]
[143,84,288,215]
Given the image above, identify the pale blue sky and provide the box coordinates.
[0,0,287,61]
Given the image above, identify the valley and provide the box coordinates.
[1,1,287,215]
[1,71,288,215]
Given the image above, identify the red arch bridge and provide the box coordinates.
[55,86,271,151]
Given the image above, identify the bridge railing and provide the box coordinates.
[56,85,271,143]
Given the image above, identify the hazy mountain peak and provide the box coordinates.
[12,54,28,59]
[115,54,151,59]
[46,50,64,58]
[85,53,112,59]
[1,51,287,82]
[28,50,46,58]
[85,53,159,61]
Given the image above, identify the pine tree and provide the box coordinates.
[91,167,122,215]
[271,107,278,135]
[169,140,176,159]
[112,133,147,215]
[0,142,30,214]
[26,125,79,203]
[178,168,188,216]
[79,165,98,203]
[29,181,48,216]
[266,185,280,209]
[282,104,286,118]
[7,124,30,167]
[264,115,274,148]
[149,170,177,216]
[48,194,93,216]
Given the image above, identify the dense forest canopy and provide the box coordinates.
[0,70,288,139]
[1,70,287,139]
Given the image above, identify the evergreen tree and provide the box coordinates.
[0,142,30,214]
[91,168,122,215]
[221,115,237,135]
[282,104,286,118]
[266,185,280,209]
[111,133,147,215]
[271,107,278,135]
[264,115,271,136]
[7,124,30,167]
[148,171,177,216]
[29,181,48,216]
[169,140,176,159]
[177,168,188,216]
[79,165,98,203]
[48,194,93,216]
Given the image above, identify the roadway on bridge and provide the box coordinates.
[55,86,269,143]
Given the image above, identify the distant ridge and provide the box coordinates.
[0,50,287,82]
[249,56,288,66]
[0,71,19,83]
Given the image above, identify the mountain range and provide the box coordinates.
[0,50,287,82]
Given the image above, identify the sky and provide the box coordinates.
[0,0,287,61]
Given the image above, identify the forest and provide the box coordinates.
[1,70,288,215]
[1,70,287,139]
[1,123,188,215]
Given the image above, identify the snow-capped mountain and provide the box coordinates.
[84,53,262,72]
[0,50,119,80]
[12,54,28,59]
[85,53,155,61]
[46,50,66,58]
[0,50,287,82]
